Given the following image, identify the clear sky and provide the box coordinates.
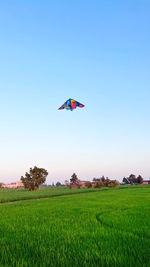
[0,0,150,184]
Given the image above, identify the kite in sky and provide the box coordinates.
[58,98,85,111]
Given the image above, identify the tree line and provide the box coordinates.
[122,174,143,185]
[20,168,120,191]
[70,173,119,188]
[0,166,147,191]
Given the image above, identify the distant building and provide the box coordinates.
[64,180,70,186]
[70,184,79,189]
[2,181,24,189]
[70,180,95,189]
[16,181,24,187]
[142,180,150,185]
[79,181,89,188]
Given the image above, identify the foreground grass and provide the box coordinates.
[0,187,150,267]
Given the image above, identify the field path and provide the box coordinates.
[96,210,150,241]
[0,188,107,204]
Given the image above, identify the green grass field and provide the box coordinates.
[0,186,150,267]
[0,187,109,203]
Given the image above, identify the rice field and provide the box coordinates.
[0,186,150,267]
[0,187,108,203]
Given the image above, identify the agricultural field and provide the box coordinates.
[0,187,108,203]
[0,186,150,267]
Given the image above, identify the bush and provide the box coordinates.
[108,180,119,188]
[85,182,92,188]
[94,181,104,188]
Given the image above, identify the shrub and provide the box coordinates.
[94,181,104,188]
[85,182,92,188]
[108,180,119,188]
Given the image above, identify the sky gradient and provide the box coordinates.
[0,0,150,184]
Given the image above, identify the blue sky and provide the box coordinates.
[0,0,150,184]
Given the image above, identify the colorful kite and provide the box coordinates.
[58,98,85,111]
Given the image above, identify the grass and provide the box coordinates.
[0,187,109,203]
[0,186,150,266]
[0,184,148,203]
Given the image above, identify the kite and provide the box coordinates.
[58,98,85,111]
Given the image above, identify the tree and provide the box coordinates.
[21,166,48,191]
[104,178,110,187]
[93,177,101,182]
[128,174,136,184]
[70,173,79,184]
[56,181,61,187]
[123,177,130,184]
[137,175,143,184]
[101,176,105,182]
